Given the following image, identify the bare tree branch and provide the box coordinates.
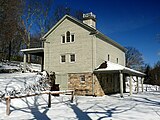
[125,47,144,71]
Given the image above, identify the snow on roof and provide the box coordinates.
[94,61,145,76]
[21,48,44,56]
[21,48,44,52]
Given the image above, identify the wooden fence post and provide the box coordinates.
[48,92,51,108]
[71,91,74,103]
[6,96,11,115]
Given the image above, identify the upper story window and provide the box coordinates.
[71,34,74,42]
[61,31,75,44]
[108,54,110,61]
[61,55,66,63]
[116,58,119,64]
[70,54,76,62]
[61,35,65,43]
[66,31,70,42]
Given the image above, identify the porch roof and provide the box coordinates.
[94,61,145,77]
[21,48,44,57]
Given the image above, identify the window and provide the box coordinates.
[70,54,75,62]
[66,31,70,42]
[116,58,119,63]
[61,31,75,44]
[71,34,74,42]
[108,54,110,61]
[61,55,66,63]
[62,35,65,43]
[80,75,85,82]
[107,78,109,83]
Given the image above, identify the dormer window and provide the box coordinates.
[61,31,75,44]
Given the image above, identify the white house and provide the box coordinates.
[21,13,145,96]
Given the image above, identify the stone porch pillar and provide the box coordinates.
[136,76,139,93]
[23,53,27,73]
[141,77,144,92]
[120,71,123,97]
[129,76,132,96]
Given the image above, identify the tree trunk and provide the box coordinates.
[27,33,31,63]
[8,41,11,61]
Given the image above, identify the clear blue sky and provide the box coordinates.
[54,0,160,67]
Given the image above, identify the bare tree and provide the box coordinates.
[20,0,42,62]
[54,5,71,23]
[144,64,152,84]
[156,34,160,58]
[35,0,54,38]
[125,47,144,71]
[19,1,84,63]
[74,10,84,21]
[26,1,77,45]
[0,0,23,61]
[149,61,160,85]
[54,5,84,22]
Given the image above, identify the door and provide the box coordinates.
[56,73,68,90]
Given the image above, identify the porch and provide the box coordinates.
[94,61,145,97]
[21,48,44,72]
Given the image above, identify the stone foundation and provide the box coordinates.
[68,72,105,96]
[68,72,123,96]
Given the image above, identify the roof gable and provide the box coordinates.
[42,15,95,38]
[42,15,126,52]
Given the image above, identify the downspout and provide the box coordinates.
[92,34,94,96]
[40,38,46,72]
[91,31,97,96]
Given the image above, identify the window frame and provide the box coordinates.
[61,35,65,44]
[71,34,75,42]
[70,54,76,63]
[108,54,110,61]
[60,55,66,63]
[116,58,119,64]
[80,75,85,83]
[61,32,75,44]
[66,31,70,43]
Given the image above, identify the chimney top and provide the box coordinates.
[83,12,96,28]
[83,12,96,21]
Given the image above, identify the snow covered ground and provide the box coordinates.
[0,72,160,120]
[0,61,160,120]
[0,91,160,120]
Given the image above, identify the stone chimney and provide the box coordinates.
[83,12,96,29]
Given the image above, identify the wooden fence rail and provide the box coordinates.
[5,90,74,115]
